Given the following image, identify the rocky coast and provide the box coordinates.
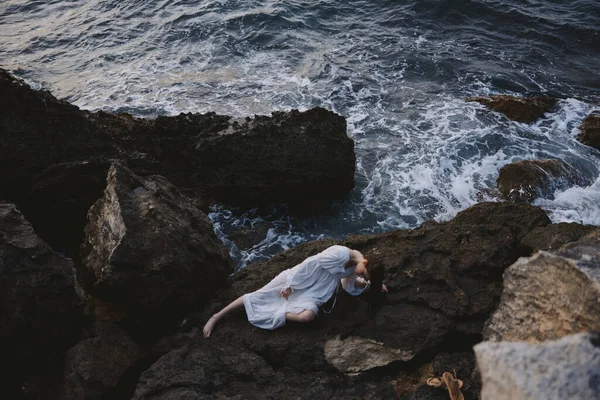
[1,69,599,399]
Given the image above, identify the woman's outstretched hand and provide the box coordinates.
[381,284,388,293]
[280,287,292,300]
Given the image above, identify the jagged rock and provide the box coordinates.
[79,163,233,339]
[520,223,597,252]
[146,202,549,398]
[0,69,355,253]
[496,159,587,203]
[474,332,600,400]
[577,112,600,150]
[0,203,83,388]
[132,341,397,399]
[466,95,557,122]
[324,336,414,374]
[483,241,600,343]
[60,322,148,400]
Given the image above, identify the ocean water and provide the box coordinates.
[2,0,599,268]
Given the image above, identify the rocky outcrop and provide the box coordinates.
[0,68,355,257]
[496,159,587,203]
[133,341,397,399]
[0,203,83,392]
[136,202,549,398]
[466,95,557,123]
[60,322,148,400]
[577,112,600,150]
[79,163,233,339]
[521,223,597,252]
[483,241,600,343]
[474,332,600,400]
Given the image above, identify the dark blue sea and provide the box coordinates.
[2,0,599,268]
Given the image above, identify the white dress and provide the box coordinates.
[242,245,368,330]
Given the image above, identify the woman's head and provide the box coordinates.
[364,257,384,293]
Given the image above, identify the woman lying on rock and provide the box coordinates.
[203,245,387,337]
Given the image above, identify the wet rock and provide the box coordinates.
[577,111,600,150]
[483,241,600,343]
[0,203,83,386]
[466,95,557,123]
[520,223,597,253]
[60,322,148,400]
[496,159,587,203]
[474,332,600,400]
[79,162,233,339]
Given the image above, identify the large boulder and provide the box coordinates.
[577,112,600,150]
[483,241,600,343]
[466,95,557,123]
[163,108,355,208]
[474,332,600,400]
[79,163,233,338]
[496,159,588,203]
[0,203,83,390]
[60,322,148,400]
[140,202,549,398]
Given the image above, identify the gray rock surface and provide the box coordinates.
[324,336,414,373]
[466,95,557,123]
[474,332,600,400]
[483,242,600,343]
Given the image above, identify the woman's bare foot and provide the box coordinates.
[203,315,219,338]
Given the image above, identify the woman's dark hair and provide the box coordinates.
[365,257,385,296]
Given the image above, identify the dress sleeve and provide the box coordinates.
[341,274,369,296]
[284,258,319,291]
[284,246,350,291]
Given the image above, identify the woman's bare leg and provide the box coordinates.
[285,309,315,323]
[203,296,244,338]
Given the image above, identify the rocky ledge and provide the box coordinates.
[0,68,354,257]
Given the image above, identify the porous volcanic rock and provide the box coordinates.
[466,95,557,122]
[577,111,600,150]
[483,241,600,343]
[79,162,233,338]
[520,223,597,253]
[141,202,549,398]
[133,341,397,400]
[60,322,148,400]
[496,159,587,203]
[0,203,83,390]
[474,332,600,400]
